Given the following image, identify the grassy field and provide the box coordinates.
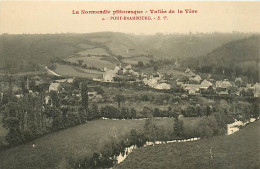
[77,43,95,49]
[55,64,103,79]
[116,121,260,169]
[65,56,117,70]
[77,48,110,56]
[89,37,110,43]
[121,56,151,65]
[0,118,173,169]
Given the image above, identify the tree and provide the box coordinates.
[173,117,184,138]
[2,101,24,145]
[149,59,155,65]
[50,91,59,107]
[20,77,27,93]
[213,111,229,130]
[114,95,125,108]
[100,105,121,119]
[0,89,2,108]
[81,82,89,111]
[138,61,144,68]
[251,100,259,120]
[153,65,158,72]
[144,117,158,142]
[186,105,196,117]
[206,106,211,116]
[216,100,231,116]
[142,106,153,118]
[78,107,87,123]
[51,107,63,130]
[29,79,36,92]
[87,104,100,120]
[78,60,83,66]
[130,108,137,119]
[198,118,214,138]
[196,105,202,117]
[121,107,129,119]
[153,108,160,117]
[43,105,63,130]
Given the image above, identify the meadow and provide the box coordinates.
[121,56,151,65]
[116,120,260,169]
[55,64,103,79]
[65,56,117,70]
[0,118,173,169]
[77,48,111,56]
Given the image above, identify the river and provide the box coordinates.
[115,118,257,166]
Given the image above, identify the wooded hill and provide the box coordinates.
[0,32,251,73]
[181,35,260,82]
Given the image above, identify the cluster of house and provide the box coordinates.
[48,78,103,103]
[96,64,139,82]
[185,68,202,83]
[176,68,260,97]
[0,76,102,105]
[142,72,171,90]
[96,64,171,90]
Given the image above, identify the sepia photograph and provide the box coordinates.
[0,1,259,169]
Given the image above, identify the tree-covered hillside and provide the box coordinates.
[181,35,260,82]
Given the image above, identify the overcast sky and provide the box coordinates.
[0,1,259,34]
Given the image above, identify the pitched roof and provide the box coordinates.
[201,79,212,88]
[216,80,232,88]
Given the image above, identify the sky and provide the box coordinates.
[0,1,260,35]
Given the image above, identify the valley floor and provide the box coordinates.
[0,118,173,169]
[116,120,260,169]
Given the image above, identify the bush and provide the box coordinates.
[23,129,34,141]
[67,112,81,127]
[101,105,121,119]
[5,128,24,146]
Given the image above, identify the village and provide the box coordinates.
[2,61,259,106]
[93,63,260,97]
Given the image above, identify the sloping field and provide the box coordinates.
[66,56,117,69]
[121,56,151,65]
[0,118,173,169]
[116,121,260,169]
[77,43,95,49]
[77,48,111,56]
[55,64,103,79]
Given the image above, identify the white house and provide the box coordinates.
[253,83,260,97]
[189,75,202,83]
[114,66,121,72]
[103,70,116,82]
[49,83,62,93]
[143,77,170,90]
[200,79,212,89]
[155,83,171,90]
[183,84,201,94]
[55,78,74,83]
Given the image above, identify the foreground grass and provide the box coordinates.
[0,118,173,169]
[116,121,260,169]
